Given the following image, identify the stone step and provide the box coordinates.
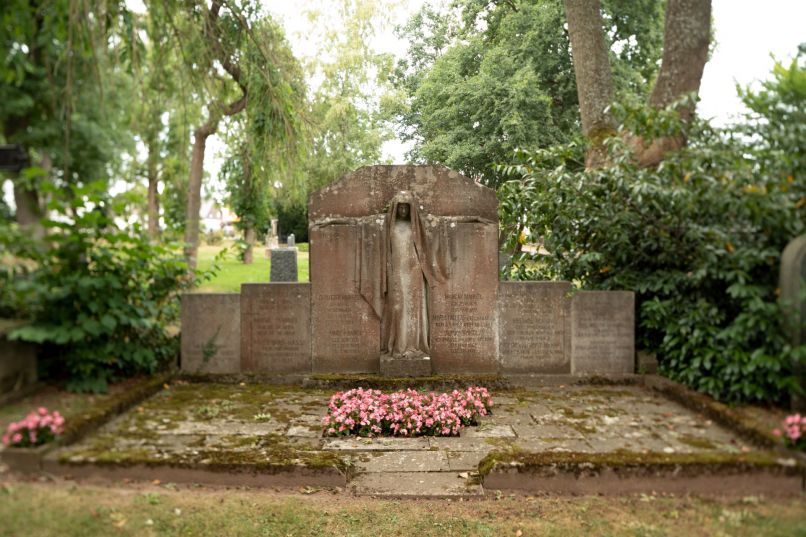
[349,471,483,498]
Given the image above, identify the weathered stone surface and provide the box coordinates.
[570,291,635,375]
[380,354,432,377]
[309,165,497,222]
[353,451,450,473]
[498,282,571,374]
[309,166,499,374]
[180,294,241,374]
[240,283,311,374]
[429,222,499,373]
[269,248,298,282]
[349,471,483,498]
[310,225,380,373]
[780,234,806,409]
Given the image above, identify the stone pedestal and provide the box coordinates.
[380,355,433,377]
[270,248,298,282]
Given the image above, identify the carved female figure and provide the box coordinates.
[383,196,429,358]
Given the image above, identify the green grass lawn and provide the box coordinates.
[195,241,310,293]
[1,481,805,536]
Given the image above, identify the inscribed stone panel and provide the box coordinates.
[180,294,240,374]
[570,291,635,375]
[498,282,571,374]
[240,283,310,374]
[429,222,498,373]
[310,225,380,372]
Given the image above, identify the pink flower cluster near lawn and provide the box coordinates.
[2,407,65,448]
[322,387,493,437]
[773,413,806,450]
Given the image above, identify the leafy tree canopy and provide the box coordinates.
[394,0,665,186]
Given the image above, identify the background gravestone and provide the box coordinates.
[309,165,498,374]
[180,294,241,374]
[270,246,298,282]
[780,234,806,409]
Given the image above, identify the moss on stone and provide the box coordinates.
[478,448,801,478]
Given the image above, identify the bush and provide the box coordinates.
[275,200,308,243]
[498,73,806,404]
[0,182,213,393]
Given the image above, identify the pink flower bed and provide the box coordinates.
[773,413,806,450]
[2,407,65,448]
[322,387,493,437]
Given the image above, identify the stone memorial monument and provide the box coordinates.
[181,165,636,378]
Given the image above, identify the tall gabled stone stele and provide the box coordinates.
[308,165,499,375]
[780,234,806,410]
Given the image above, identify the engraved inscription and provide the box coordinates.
[571,291,634,375]
[497,282,570,373]
[241,284,310,373]
[432,293,494,354]
[317,294,362,357]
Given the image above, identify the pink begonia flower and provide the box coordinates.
[772,428,782,437]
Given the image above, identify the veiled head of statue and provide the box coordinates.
[396,203,410,220]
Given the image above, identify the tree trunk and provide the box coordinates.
[183,118,218,271]
[12,153,50,238]
[564,0,615,169]
[629,0,712,166]
[146,140,160,239]
[242,224,255,264]
[13,182,43,234]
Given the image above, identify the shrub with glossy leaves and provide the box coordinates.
[1,182,217,393]
[497,52,806,404]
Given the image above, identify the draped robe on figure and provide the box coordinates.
[355,191,457,357]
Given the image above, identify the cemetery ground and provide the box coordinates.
[2,376,806,535]
[195,241,309,292]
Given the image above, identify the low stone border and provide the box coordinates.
[43,459,348,489]
[480,451,805,496]
[1,373,172,473]
[641,375,779,448]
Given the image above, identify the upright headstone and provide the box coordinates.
[180,294,241,374]
[270,243,298,282]
[780,234,806,409]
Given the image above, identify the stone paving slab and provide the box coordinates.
[446,451,488,471]
[349,471,483,498]
[461,424,517,439]
[353,451,449,473]
[50,382,766,497]
[322,438,430,452]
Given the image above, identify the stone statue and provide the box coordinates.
[311,188,491,362]
[382,192,431,358]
